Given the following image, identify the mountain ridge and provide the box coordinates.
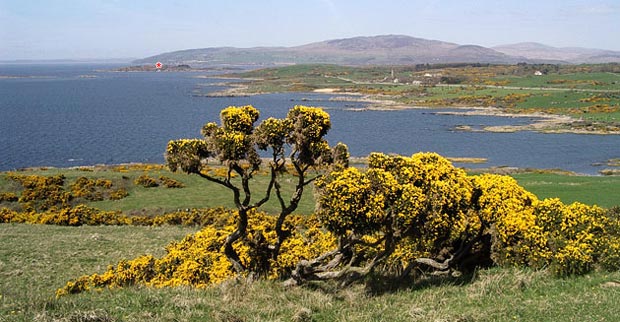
[134,35,620,66]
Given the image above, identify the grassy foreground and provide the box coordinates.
[1,223,619,322]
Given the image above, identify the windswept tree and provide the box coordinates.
[165,105,347,274]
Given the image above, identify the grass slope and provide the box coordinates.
[1,223,619,321]
[2,166,619,215]
[513,173,620,208]
[0,166,316,215]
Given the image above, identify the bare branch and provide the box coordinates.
[249,162,277,209]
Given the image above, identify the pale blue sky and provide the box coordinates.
[1,0,619,60]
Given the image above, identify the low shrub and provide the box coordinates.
[134,175,159,188]
[0,192,19,202]
[109,188,129,200]
[159,176,185,188]
[7,173,71,211]
[56,211,336,297]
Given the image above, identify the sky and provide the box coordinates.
[1,0,619,60]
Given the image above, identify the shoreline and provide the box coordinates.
[202,81,620,135]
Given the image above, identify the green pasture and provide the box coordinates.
[233,64,620,123]
[494,72,620,91]
[513,172,620,208]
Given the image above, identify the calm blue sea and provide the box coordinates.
[1,63,619,174]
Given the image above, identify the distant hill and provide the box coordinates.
[134,35,620,66]
[492,42,620,63]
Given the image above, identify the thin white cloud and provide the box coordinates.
[581,3,618,14]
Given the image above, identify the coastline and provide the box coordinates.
[202,82,620,135]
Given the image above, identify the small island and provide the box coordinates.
[110,64,246,73]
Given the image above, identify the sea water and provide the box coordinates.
[1,63,618,174]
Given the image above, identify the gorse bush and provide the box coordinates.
[0,192,18,202]
[159,176,185,188]
[7,173,71,211]
[71,177,114,201]
[3,173,129,211]
[294,153,620,285]
[0,204,235,227]
[134,174,159,188]
[166,105,346,276]
[56,210,335,297]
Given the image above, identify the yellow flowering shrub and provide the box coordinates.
[312,154,620,279]
[195,105,262,165]
[57,210,336,297]
[7,173,72,211]
[166,105,344,280]
[71,177,114,201]
[220,105,260,134]
[109,188,129,200]
[315,167,398,235]
[134,174,159,188]
[165,139,211,173]
[368,152,473,266]
[0,207,18,222]
[158,176,185,188]
[598,207,620,271]
[313,152,475,276]
[253,117,292,150]
[532,199,608,275]
[470,174,547,267]
[5,173,129,211]
[0,192,19,202]
[0,205,239,227]
[111,164,166,172]
[285,106,332,165]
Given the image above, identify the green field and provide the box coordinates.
[227,63,620,126]
[2,166,619,216]
[492,72,620,91]
[2,223,619,321]
[513,173,620,208]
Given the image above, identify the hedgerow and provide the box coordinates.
[0,205,234,227]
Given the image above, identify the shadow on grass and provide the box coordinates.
[363,269,478,296]
[295,267,479,299]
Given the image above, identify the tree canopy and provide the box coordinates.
[165,105,347,273]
